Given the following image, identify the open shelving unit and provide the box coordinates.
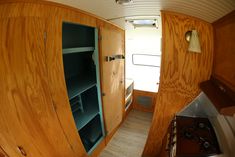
[62,22,105,154]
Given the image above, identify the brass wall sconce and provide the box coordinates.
[185,29,201,53]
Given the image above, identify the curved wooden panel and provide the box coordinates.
[0,1,124,157]
[143,11,213,157]
[0,17,78,157]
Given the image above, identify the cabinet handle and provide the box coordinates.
[17,146,27,156]
[105,54,125,62]
[115,54,125,59]
[106,56,115,62]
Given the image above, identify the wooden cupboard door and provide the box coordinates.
[0,18,76,157]
[99,26,125,135]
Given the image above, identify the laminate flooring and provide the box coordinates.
[99,109,153,157]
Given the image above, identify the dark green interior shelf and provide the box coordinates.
[66,76,96,99]
[63,47,95,54]
[62,22,104,154]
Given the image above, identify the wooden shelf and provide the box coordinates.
[62,22,104,154]
[63,47,95,54]
[73,107,99,130]
[73,97,99,130]
[66,76,96,99]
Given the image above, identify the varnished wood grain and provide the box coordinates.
[97,21,125,136]
[0,146,8,157]
[99,110,153,157]
[45,16,87,157]
[132,90,156,112]
[0,17,78,157]
[213,10,235,91]
[103,119,122,146]
[143,11,214,157]
[0,1,125,157]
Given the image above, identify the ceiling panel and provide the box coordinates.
[48,0,235,26]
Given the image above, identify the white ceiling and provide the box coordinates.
[49,0,235,28]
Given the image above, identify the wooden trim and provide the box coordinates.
[104,121,122,145]
[89,139,106,157]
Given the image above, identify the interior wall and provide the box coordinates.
[212,11,235,91]
[142,11,214,156]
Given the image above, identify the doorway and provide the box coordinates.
[125,22,162,112]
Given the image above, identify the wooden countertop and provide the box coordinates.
[200,76,235,116]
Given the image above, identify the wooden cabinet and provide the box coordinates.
[0,1,125,157]
[0,17,78,157]
[99,25,125,136]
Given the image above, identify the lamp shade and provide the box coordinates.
[188,30,201,53]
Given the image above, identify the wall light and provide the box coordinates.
[127,19,158,28]
[185,30,201,53]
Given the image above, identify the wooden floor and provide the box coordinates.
[99,109,153,157]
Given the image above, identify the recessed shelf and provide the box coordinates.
[66,76,96,99]
[72,86,100,130]
[62,22,104,154]
[79,114,103,152]
[73,107,99,130]
[63,47,95,54]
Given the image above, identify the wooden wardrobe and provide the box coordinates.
[0,1,125,157]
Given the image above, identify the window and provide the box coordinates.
[132,54,161,67]
[125,26,162,93]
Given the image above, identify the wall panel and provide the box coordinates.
[143,11,213,156]
[213,11,235,91]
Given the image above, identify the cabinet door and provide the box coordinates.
[0,18,77,157]
[99,26,125,135]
